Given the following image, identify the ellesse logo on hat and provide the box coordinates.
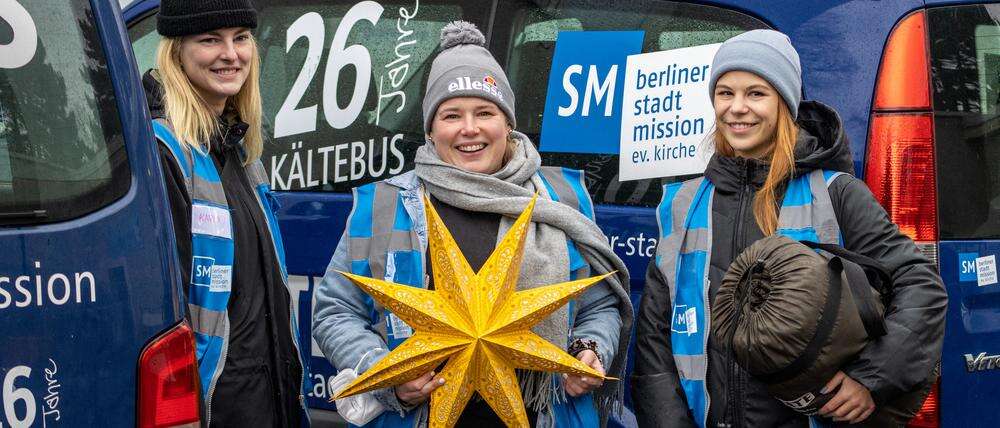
[447,76,504,101]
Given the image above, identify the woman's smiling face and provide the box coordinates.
[428,97,511,174]
[178,27,253,113]
[713,70,782,159]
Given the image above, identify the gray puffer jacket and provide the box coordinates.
[631,101,947,427]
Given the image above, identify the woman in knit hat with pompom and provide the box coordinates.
[142,1,309,426]
[313,21,633,427]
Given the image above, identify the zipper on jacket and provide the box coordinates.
[725,162,752,428]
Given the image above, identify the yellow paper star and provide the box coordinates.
[332,194,613,427]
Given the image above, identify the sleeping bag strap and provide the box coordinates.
[801,241,889,339]
[757,257,844,385]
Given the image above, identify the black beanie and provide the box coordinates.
[156,0,258,37]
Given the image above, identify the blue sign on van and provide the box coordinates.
[959,252,979,282]
[540,31,644,154]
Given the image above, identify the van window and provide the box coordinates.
[129,0,489,192]
[492,0,767,207]
[930,4,1000,239]
[0,0,129,226]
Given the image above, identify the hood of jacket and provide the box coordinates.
[143,69,166,120]
[704,100,854,194]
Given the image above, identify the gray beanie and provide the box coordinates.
[708,30,802,119]
[422,21,515,134]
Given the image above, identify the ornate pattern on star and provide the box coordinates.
[332,194,612,427]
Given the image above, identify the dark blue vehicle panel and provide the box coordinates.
[937,241,1000,426]
[0,0,181,425]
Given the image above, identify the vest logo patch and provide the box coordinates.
[210,265,232,292]
[388,312,413,340]
[192,256,232,292]
[192,203,232,239]
[192,256,215,287]
[671,304,698,335]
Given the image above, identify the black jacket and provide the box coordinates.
[144,71,303,427]
[631,101,947,427]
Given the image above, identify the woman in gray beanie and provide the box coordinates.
[633,29,946,427]
[313,21,633,428]
[142,1,309,426]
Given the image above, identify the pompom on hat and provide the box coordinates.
[422,21,516,134]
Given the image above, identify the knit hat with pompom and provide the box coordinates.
[422,21,515,134]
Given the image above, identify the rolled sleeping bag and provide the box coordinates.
[712,235,885,415]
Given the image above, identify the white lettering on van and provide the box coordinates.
[607,232,657,258]
[0,262,97,310]
[274,3,384,138]
[42,359,60,422]
[557,64,618,117]
[376,0,421,126]
[1,358,64,426]
[0,0,38,69]
[270,135,406,190]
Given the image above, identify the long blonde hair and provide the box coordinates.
[713,101,798,236]
[155,34,264,164]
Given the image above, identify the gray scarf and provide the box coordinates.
[414,132,632,418]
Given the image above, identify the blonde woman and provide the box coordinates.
[632,30,946,427]
[143,1,307,426]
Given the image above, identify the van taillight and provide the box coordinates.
[864,113,937,244]
[906,380,941,428]
[873,11,931,111]
[138,322,200,428]
[867,10,940,428]
[865,9,939,262]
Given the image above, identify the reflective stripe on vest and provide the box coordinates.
[655,169,845,427]
[537,167,595,324]
[152,119,306,414]
[538,167,593,280]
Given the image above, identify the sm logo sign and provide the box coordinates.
[540,31,644,154]
[960,252,979,282]
[557,64,619,118]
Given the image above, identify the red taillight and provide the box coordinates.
[907,380,940,428]
[864,113,937,241]
[866,10,938,262]
[874,12,931,110]
[138,322,201,428]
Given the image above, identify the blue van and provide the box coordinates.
[1,0,995,426]
[0,0,198,427]
[119,1,999,426]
